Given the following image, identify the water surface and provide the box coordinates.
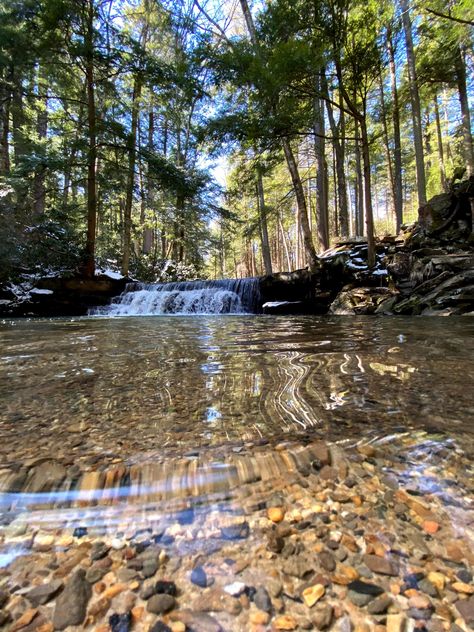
[0,315,473,542]
[1,315,473,458]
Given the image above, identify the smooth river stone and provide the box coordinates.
[363,553,399,576]
[52,568,91,630]
[27,579,63,606]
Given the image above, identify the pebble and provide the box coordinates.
[249,609,270,624]
[27,579,63,606]
[408,607,433,620]
[364,554,398,576]
[86,565,109,584]
[302,585,325,610]
[422,520,440,534]
[223,581,246,596]
[268,507,285,522]
[386,613,406,632]
[267,531,285,553]
[367,594,392,614]
[195,588,242,615]
[274,614,297,630]
[253,586,272,612]
[91,541,110,561]
[312,604,333,629]
[452,582,474,594]
[109,612,131,632]
[155,580,177,596]
[169,609,223,632]
[320,550,336,571]
[409,593,432,609]
[418,578,438,597]
[117,568,139,583]
[282,555,313,578]
[147,594,176,614]
[336,615,353,632]
[220,521,249,540]
[149,622,172,632]
[0,611,11,627]
[348,579,384,606]
[456,569,472,583]
[454,595,474,625]
[190,566,209,588]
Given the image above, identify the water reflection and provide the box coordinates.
[0,316,473,471]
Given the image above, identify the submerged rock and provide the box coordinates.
[52,568,91,629]
[27,579,63,606]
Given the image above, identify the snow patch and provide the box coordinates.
[98,268,124,280]
[262,301,293,308]
[30,288,54,295]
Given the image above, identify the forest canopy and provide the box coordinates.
[0,0,473,283]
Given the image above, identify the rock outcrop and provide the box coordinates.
[0,272,130,317]
[328,176,474,316]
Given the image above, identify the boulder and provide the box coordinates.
[329,286,397,315]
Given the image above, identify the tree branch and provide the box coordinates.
[424,7,474,27]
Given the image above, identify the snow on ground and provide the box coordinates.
[30,288,54,295]
[97,268,124,280]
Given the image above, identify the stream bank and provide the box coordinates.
[0,177,473,317]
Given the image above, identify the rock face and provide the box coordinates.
[328,177,474,316]
[329,287,397,315]
[0,273,130,317]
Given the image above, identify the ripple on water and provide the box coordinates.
[0,315,473,568]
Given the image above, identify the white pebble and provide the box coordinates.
[224,581,246,596]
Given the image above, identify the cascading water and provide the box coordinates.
[93,278,261,315]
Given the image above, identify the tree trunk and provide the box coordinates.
[278,213,291,271]
[360,117,376,268]
[256,169,272,274]
[84,0,97,278]
[322,72,348,238]
[378,73,395,224]
[0,69,11,174]
[239,0,258,46]
[400,0,426,206]
[314,72,329,249]
[387,29,403,231]
[424,109,432,172]
[33,66,48,217]
[282,138,318,269]
[122,76,143,275]
[354,120,364,236]
[143,108,154,254]
[434,93,448,192]
[455,44,474,176]
[11,68,26,168]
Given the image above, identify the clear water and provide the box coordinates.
[0,315,473,558]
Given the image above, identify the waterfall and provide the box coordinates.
[93,278,261,315]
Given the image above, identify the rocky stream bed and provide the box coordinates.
[0,433,473,632]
